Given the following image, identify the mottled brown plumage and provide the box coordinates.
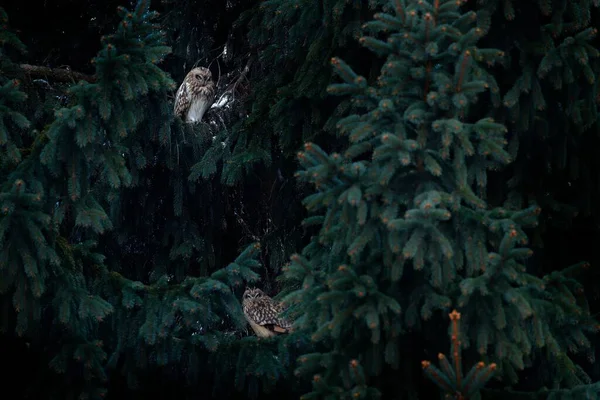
[173,67,215,123]
[242,288,292,338]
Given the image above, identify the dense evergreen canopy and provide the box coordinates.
[1,0,599,399]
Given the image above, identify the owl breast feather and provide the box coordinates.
[186,96,211,123]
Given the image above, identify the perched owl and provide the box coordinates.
[173,67,215,123]
[242,287,292,338]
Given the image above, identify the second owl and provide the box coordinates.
[242,287,292,338]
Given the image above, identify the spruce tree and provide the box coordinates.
[284,0,599,398]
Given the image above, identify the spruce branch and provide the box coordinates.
[422,310,497,400]
[18,63,96,83]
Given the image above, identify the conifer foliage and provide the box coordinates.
[40,0,175,217]
[1,1,294,398]
[1,0,600,398]
[230,0,378,175]
[478,0,600,225]
[422,310,497,400]
[284,0,599,398]
[0,7,29,167]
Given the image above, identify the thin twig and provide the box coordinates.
[225,57,253,95]
[212,57,253,108]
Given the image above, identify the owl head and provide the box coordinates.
[243,287,265,300]
[188,67,213,85]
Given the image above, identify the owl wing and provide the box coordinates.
[244,297,292,335]
[173,81,191,118]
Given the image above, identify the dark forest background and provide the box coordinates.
[1,0,600,399]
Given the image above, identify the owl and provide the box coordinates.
[242,287,292,338]
[173,67,215,123]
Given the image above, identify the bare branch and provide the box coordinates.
[19,64,96,83]
[224,57,252,95]
[211,57,253,110]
